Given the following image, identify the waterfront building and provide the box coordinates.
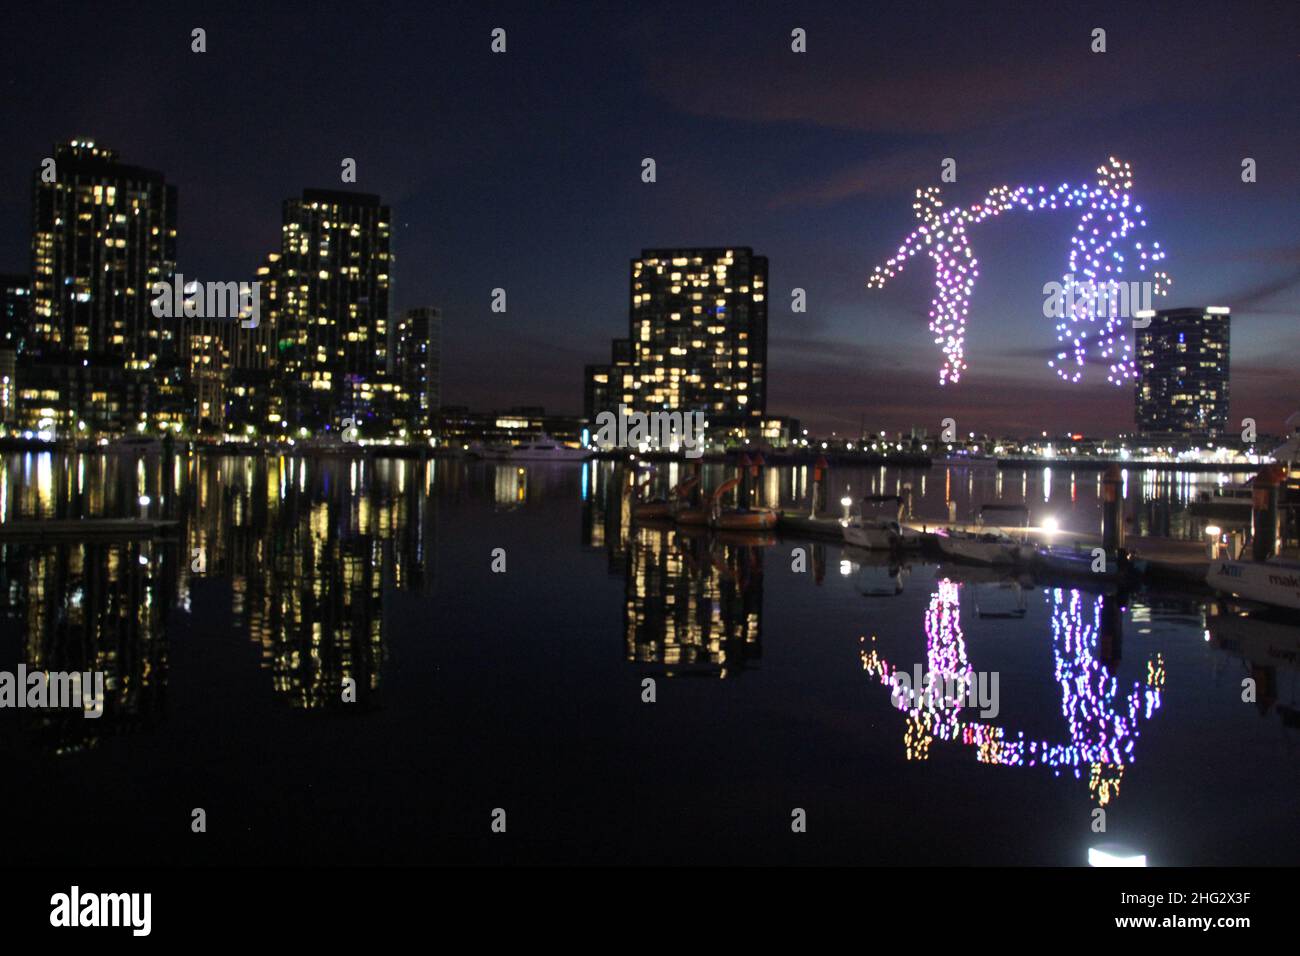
[1134,306,1230,440]
[27,140,178,432]
[273,188,401,436]
[587,247,768,431]
[395,306,441,436]
[225,253,282,437]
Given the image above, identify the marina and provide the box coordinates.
[3,451,1296,867]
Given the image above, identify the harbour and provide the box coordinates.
[2,450,1297,866]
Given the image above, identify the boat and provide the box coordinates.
[1189,481,1254,521]
[934,503,1029,566]
[675,505,710,526]
[1032,544,1128,581]
[667,475,709,525]
[842,495,926,550]
[936,527,1023,565]
[632,500,671,520]
[469,434,589,461]
[713,507,778,531]
[842,495,904,550]
[106,434,164,456]
[708,477,778,531]
[505,434,591,462]
[1206,557,1300,612]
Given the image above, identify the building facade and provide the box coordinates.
[1135,306,1230,439]
[26,140,178,433]
[587,247,768,429]
[273,189,400,436]
[395,306,441,436]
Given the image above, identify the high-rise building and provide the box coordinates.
[0,276,27,426]
[225,252,281,436]
[274,188,397,434]
[395,307,441,436]
[27,140,178,432]
[587,248,768,426]
[1135,306,1230,438]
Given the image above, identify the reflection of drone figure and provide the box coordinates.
[861,582,1165,805]
[868,157,1170,386]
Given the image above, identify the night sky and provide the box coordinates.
[3,0,1296,435]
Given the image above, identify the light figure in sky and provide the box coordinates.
[867,157,1170,386]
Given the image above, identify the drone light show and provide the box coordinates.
[868,157,1171,386]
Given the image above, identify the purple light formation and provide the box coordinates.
[868,157,1170,386]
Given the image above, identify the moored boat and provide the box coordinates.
[470,433,590,461]
[708,476,778,531]
[935,527,1023,565]
[1032,544,1125,581]
[712,507,778,531]
[934,503,1029,566]
[842,495,914,550]
[674,506,709,526]
[1206,557,1300,612]
[632,500,672,520]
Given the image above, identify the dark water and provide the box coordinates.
[1,452,1296,866]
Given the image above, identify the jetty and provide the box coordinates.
[0,519,180,542]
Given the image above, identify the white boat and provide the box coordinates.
[935,528,1023,565]
[1190,481,1254,520]
[1206,558,1300,612]
[933,503,1028,566]
[843,517,900,549]
[511,438,590,461]
[468,434,590,462]
[842,495,912,550]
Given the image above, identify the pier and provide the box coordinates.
[0,519,180,542]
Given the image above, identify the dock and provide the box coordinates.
[773,512,1226,588]
[0,519,180,542]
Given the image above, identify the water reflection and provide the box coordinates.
[0,451,439,753]
[861,580,1166,806]
[621,526,764,676]
[1208,607,1300,732]
[3,537,170,754]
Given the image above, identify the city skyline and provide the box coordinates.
[2,2,1296,438]
[0,136,1278,445]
